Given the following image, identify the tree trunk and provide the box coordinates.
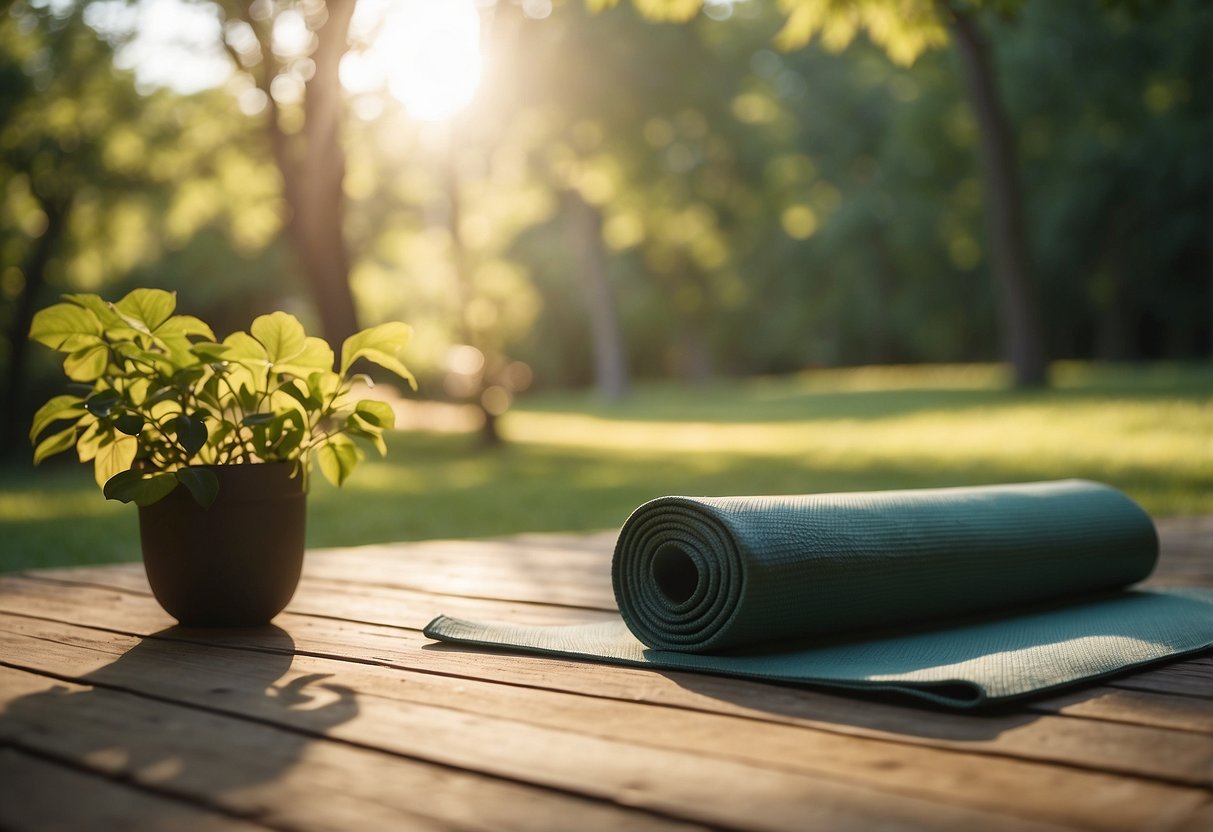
[948,8,1048,387]
[563,191,630,401]
[230,0,360,350]
[1,196,70,458]
[290,0,358,349]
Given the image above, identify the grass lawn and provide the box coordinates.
[1,361,1210,572]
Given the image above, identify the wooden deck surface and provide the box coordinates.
[0,517,1210,831]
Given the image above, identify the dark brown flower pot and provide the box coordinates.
[138,463,307,627]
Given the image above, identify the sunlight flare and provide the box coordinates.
[347,0,483,122]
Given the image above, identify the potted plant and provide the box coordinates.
[27,288,415,627]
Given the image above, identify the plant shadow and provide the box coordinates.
[0,624,358,818]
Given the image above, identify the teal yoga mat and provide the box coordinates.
[424,480,1213,707]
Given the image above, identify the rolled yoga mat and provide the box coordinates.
[425,480,1213,707]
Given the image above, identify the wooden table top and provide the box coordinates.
[1,517,1210,832]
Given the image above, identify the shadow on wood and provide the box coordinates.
[0,625,359,824]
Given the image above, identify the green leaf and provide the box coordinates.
[171,366,206,387]
[346,413,388,456]
[353,399,396,429]
[307,370,341,403]
[172,413,208,457]
[315,435,363,486]
[84,389,123,418]
[93,433,138,487]
[222,331,268,365]
[62,293,124,329]
[63,344,110,382]
[251,311,307,365]
[276,336,334,376]
[278,378,320,411]
[236,382,260,412]
[155,314,215,341]
[242,412,275,426]
[339,322,416,389]
[115,288,176,331]
[32,424,78,465]
[103,470,179,506]
[113,413,144,436]
[191,342,231,360]
[75,419,103,463]
[142,384,179,408]
[29,303,103,352]
[29,395,86,442]
[175,467,219,508]
[264,410,305,457]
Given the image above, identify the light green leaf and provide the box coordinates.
[155,314,215,341]
[115,288,176,331]
[353,399,396,429]
[103,470,179,507]
[191,342,231,360]
[251,311,307,365]
[175,467,219,508]
[315,435,362,486]
[307,370,341,403]
[63,344,110,382]
[278,378,320,412]
[75,418,103,462]
[29,395,86,443]
[223,331,269,365]
[93,434,138,488]
[253,410,305,459]
[339,322,415,384]
[346,412,388,456]
[33,424,78,465]
[29,303,103,352]
[62,293,124,328]
[276,336,333,376]
[111,342,175,374]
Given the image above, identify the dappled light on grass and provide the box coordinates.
[2,364,1210,571]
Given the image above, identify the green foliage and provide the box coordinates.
[28,288,416,505]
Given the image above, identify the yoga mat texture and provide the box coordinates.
[425,480,1213,707]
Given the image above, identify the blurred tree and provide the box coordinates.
[213,0,361,348]
[0,2,148,454]
[613,0,1049,386]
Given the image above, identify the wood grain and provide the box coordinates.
[0,613,1208,832]
[1,519,1209,832]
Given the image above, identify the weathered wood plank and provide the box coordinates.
[0,747,273,832]
[1,580,1211,789]
[0,665,706,832]
[4,614,1191,832]
[1028,686,1213,735]
[0,658,1076,832]
[5,571,1210,736]
[1176,799,1213,832]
